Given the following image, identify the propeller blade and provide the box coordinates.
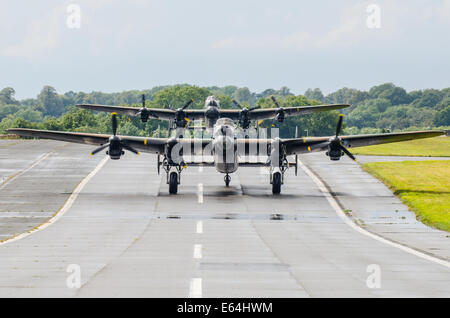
[141,94,146,108]
[112,113,118,136]
[336,114,344,136]
[340,145,356,161]
[90,143,109,156]
[249,106,261,111]
[122,143,140,155]
[182,99,194,110]
[232,99,243,109]
[271,96,280,108]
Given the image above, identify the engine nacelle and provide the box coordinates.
[274,108,285,123]
[107,136,124,160]
[140,108,150,122]
[326,137,343,161]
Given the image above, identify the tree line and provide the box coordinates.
[0,83,449,138]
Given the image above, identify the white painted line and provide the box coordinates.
[0,153,51,190]
[189,278,202,298]
[193,244,202,259]
[196,221,203,234]
[198,183,203,203]
[0,212,54,218]
[0,156,109,246]
[297,159,450,269]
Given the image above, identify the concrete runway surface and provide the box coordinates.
[0,140,449,297]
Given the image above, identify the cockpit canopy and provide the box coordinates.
[205,95,220,108]
[213,118,235,137]
[216,118,235,127]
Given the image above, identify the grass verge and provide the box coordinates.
[362,160,450,232]
[352,136,450,157]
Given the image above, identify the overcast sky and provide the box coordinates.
[1,0,449,99]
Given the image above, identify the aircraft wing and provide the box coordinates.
[7,128,167,154]
[220,104,350,121]
[77,104,177,120]
[282,130,445,155]
[77,104,210,121]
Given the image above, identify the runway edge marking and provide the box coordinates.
[0,156,109,247]
[0,152,51,190]
[297,159,450,269]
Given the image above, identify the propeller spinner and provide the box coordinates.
[90,113,140,160]
[233,99,260,129]
[174,99,194,128]
[327,114,356,161]
[271,96,285,123]
[136,94,151,122]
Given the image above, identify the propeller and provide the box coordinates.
[327,114,356,161]
[232,99,260,129]
[271,96,285,123]
[305,114,356,161]
[174,99,194,128]
[90,113,140,159]
[136,94,151,122]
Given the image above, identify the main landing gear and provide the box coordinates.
[161,157,185,195]
[224,174,231,187]
[269,155,292,195]
[271,171,282,195]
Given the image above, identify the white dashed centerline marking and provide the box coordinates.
[193,244,202,259]
[196,221,203,234]
[189,278,202,298]
[198,183,203,203]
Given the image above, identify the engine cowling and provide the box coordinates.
[106,135,124,160]
[326,137,343,161]
[140,108,150,122]
[274,108,285,123]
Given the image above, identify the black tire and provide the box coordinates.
[224,175,231,187]
[272,172,281,195]
[169,172,178,194]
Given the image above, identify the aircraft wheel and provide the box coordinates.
[169,171,178,194]
[224,174,231,187]
[272,172,281,195]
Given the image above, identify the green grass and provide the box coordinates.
[352,136,450,157]
[362,160,450,232]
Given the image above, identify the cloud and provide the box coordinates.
[0,5,65,59]
[210,1,450,51]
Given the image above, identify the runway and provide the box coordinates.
[0,140,449,297]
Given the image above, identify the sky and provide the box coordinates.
[0,0,449,99]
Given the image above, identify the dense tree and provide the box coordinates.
[1,83,449,136]
[412,89,443,108]
[434,106,450,126]
[0,87,18,105]
[233,87,255,105]
[304,88,325,102]
[38,85,64,116]
[325,87,362,105]
[152,85,211,109]
[368,83,396,99]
